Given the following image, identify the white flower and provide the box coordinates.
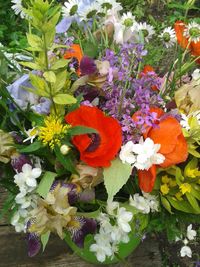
[180,245,192,258]
[14,163,41,191]
[159,27,176,48]
[90,233,113,262]
[11,0,26,19]
[142,192,159,212]
[184,21,200,43]
[62,0,79,18]
[110,226,129,244]
[132,137,165,170]
[119,141,136,164]
[121,12,135,28]
[23,127,39,143]
[78,2,100,21]
[106,200,119,215]
[192,69,200,81]
[116,207,133,233]
[187,224,197,241]
[98,0,122,13]
[130,194,150,214]
[131,22,155,43]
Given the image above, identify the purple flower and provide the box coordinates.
[67,216,97,248]
[11,154,32,173]
[79,188,95,202]
[80,56,97,75]
[26,232,41,257]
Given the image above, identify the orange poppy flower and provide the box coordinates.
[65,106,122,167]
[133,107,188,192]
[64,44,83,75]
[174,20,200,63]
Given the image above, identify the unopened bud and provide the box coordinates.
[60,145,70,155]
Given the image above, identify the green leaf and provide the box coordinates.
[160,196,173,214]
[54,70,68,93]
[70,76,89,93]
[43,71,56,83]
[20,61,42,70]
[51,59,69,70]
[26,33,43,49]
[103,158,133,201]
[54,146,77,174]
[37,171,57,198]
[41,231,51,252]
[18,141,42,153]
[167,196,197,214]
[53,94,77,105]
[69,126,98,136]
[186,193,200,213]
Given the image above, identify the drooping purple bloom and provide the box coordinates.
[26,232,41,257]
[80,56,97,75]
[11,154,32,173]
[79,188,95,202]
[67,216,97,248]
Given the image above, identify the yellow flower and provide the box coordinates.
[0,130,15,163]
[39,116,71,149]
[186,168,200,178]
[175,192,183,201]
[169,179,177,188]
[162,175,171,184]
[179,183,192,194]
[160,184,170,195]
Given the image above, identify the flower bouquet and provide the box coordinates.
[0,0,200,264]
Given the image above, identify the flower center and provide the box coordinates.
[189,27,200,38]
[163,32,170,42]
[124,18,133,27]
[142,29,149,37]
[86,10,97,19]
[70,5,78,16]
[86,133,101,152]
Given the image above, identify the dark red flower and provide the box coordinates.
[65,106,122,167]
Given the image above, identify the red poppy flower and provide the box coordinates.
[133,107,188,192]
[64,44,83,75]
[65,106,122,167]
[174,20,200,63]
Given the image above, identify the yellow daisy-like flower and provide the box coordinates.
[160,184,170,195]
[179,183,192,195]
[39,116,71,149]
[186,168,200,178]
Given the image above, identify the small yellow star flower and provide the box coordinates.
[39,116,71,149]
[162,175,171,184]
[186,168,200,178]
[179,183,192,195]
[160,184,170,195]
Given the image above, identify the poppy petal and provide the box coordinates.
[138,165,157,193]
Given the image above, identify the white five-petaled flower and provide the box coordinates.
[159,27,177,48]
[180,245,192,258]
[116,207,133,233]
[23,127,39,143]
[184,21,200,43]
[120,138,165,170]
[192,69,200,81]
[14,163,41,191]
[187,224,197,241]
[131,22,155,43]
[11,0,26,19]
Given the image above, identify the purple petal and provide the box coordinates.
[56,18,72,33]
[27,233,41,257]
[80,56,97,75]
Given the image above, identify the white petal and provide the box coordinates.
[31,168,42,178]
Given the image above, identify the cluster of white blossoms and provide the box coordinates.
[90,201,133,262]
[179,224,197,258]
[11,0,26,19]
[119,137,165,170]
[11,164,41,232]
[129,192,159,214]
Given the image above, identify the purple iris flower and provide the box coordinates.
[68,216,97,248]
[11,154,32,173]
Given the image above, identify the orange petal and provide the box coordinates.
[138,165,157,193]
[174,21,190,49]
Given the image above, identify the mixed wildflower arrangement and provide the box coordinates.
[1,0,200,264]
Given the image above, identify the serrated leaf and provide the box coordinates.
[20,61,42,70]
[37,171,57,198]
[103,158,133,201]
[53,94,77,105]
[43,71,56,83]
[41,231,50,252]
[69,126,98,136]
[54,70,68,93]
[26,33,43,49]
